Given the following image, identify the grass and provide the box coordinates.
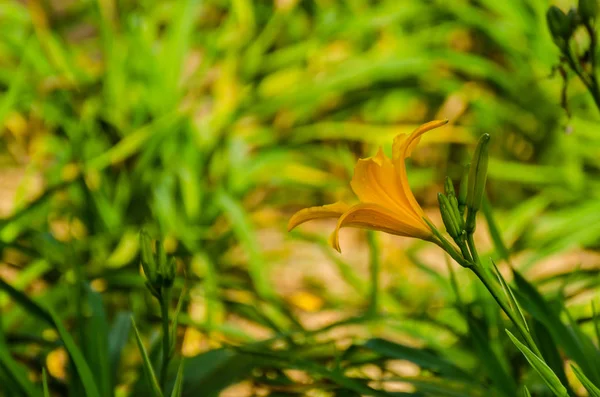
[1,0,600,396]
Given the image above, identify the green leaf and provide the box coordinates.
[490,260,528,332]
[109,312,132,388]
[506,330,568,397]
[571,364,600,397]
[513,270,600,384]
[519,386,531,397]
[0,277,53,325]
[182,349,255,397]
[364,338,471,381]
[593,302,600,347]
[0,338,39,397]
[48,308,101,397]
[170,360,184,397]
[466,315,516,396]
[42,368,50,397]
[131,317,164,397]
[531,319,570,392]
[482,197,510,261]
[81,285,111,397]
[170,288,186,354]
[215,190,275,300]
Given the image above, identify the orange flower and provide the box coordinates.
[288,119,448,252]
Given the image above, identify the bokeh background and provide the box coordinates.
[2,0,600,396]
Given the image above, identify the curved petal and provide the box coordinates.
[287,201,350,232]
[392,119,448,218]
[331,203,432,252]
[392,119,449,161]
[350,148,423,224]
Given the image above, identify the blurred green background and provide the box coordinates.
[1,0,600,396]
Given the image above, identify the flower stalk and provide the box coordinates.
[139,230,176,391]
[546,1,600,114]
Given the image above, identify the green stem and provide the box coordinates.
[466,234,480,266]
[467,241,542,357]
[432,236,470,268]
[456,235,473,264]
[565,48,600,111]
[160,288,171,391]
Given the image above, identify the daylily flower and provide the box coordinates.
[288,119,449,252]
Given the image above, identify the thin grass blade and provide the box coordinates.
[48,308,101,397]
[506,330,568,397]
[571,364,600,397]
[131,317,163,397]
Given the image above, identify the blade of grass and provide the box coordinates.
[0,277,53,325]
[42,368,50,397]
[364,338,471,382]
[170,288,186,354]
[81,285,111,397]
[108,312,132,388]
[506,330,568,397]
[465,314,516,396]
[0,338,40,397]
[490,260,528,332]
[366,231,380,316]
[482,197,510,262]
[513,270,600,384]
[48,308,101,397]
[593,302,600,347]
[571,364,600,397]
[131,317,163,397]
[170,360,184,397]
[215,190,275,300]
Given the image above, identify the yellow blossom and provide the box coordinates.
[288,119,449,252]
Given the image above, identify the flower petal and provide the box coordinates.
[391,119,448,219]
[331,203,432,252]
[287,201,350,232]
[393,119,449,161]
[350,148,422,224]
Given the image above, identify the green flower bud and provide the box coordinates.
[566,8,581,33]
[458,163,469,216]
[448,192,465,231]
[547,6,571,48]
[139,231,176,297]
[466,134,490,233]
[444,176,456,198]
[579,0,598,21]
[158,257,176,289]
[139,230,157,282]
[444,177,465,231]
[438,193,460,240]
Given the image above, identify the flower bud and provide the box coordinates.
[438,193,460,240]
[139,231,175,297]
[158,257,176,289]
[547,6,571,48]
[444,176,456,198]
[139,230,157,282]
[448,192,464,231]
[466,134,490,233]
[458,163,469,216]
[579,0,598,21]
[444,177,464,231]
[566,8,581,33]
